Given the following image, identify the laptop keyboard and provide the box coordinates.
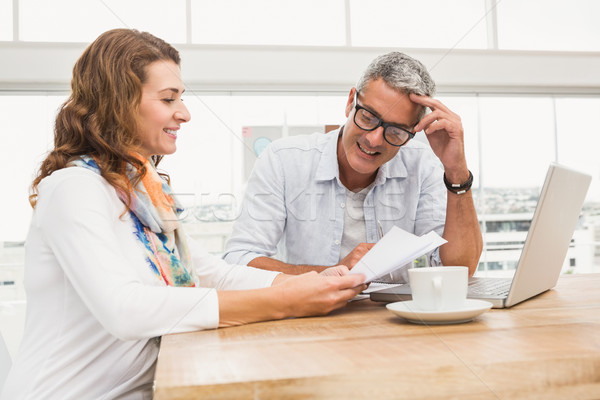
[468,278,512,296]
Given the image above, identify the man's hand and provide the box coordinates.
[338,242,375,270]
[320,265,351,277]
[410,94,468,180]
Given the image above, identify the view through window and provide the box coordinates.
[1,93,598,278]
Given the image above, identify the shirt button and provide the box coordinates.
[334,240,340,245]
[340,203,345,208]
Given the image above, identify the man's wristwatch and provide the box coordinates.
[443,170,473,195]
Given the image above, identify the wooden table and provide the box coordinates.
[154,274,600,399]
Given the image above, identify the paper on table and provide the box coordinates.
[349,226,447,283]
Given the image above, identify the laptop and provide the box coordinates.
[370,163,592,308]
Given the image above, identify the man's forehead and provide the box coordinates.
[358,82,422,126]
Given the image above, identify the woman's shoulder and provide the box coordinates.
[39,167,110,191]
[31,166,130,237]
[36,167,120,210]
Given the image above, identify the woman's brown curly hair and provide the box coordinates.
[29,28,180,208]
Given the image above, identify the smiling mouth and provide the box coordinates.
[357,142,378,156]
[164,128,178,138]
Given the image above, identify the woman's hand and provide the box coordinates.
[218,270,365,327]
[277,271,366,317]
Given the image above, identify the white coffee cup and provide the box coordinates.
[408,266,468,311]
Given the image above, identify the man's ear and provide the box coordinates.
[345,87,357,118]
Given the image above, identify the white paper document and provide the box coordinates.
[349,226,447,283]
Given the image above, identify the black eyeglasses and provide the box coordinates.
[353,92,415,147]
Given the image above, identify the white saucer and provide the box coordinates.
[386,299,493,325]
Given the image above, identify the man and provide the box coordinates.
[223,52,482,280]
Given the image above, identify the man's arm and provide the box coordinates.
[248,242,375,275]
[438,171,482,275]
[410,94,483,276]
[223,145,288,266]
[248,257,327,274]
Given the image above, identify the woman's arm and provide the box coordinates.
[217,271,365,327]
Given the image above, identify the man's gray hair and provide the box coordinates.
[356,52,436,97]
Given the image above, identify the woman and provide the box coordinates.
[1,29,365,399]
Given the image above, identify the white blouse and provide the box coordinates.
[1,167,279,400]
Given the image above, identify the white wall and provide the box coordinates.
[2,43,600,94]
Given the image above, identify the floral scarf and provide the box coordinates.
[70,155,195,287]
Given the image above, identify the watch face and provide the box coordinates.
[253,137,272,157]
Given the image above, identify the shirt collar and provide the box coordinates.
[375,150,408,185]
[315,127,343,182]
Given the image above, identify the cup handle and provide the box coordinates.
[432,276,442,310]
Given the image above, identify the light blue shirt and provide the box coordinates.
[223,128,447,275]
